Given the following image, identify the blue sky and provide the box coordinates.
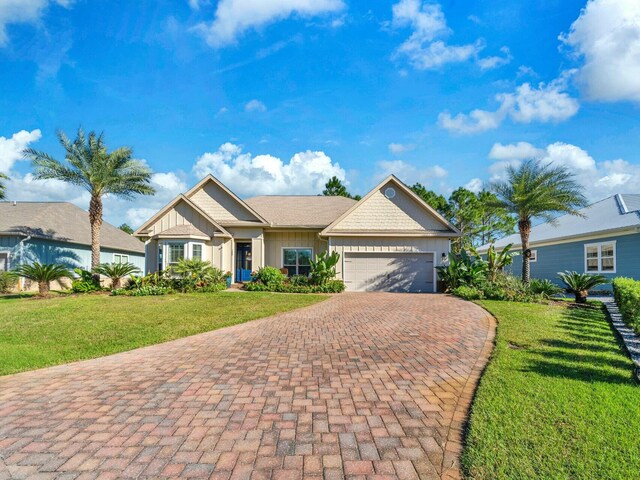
[1,0,639,226]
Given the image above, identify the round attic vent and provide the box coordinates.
[384,187,396,199]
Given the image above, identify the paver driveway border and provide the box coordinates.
[0,293,496,479]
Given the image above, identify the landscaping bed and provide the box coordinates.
[462,300,640,479]
[0,291,326,376]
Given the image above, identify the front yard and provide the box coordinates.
[0,291,326,376]
[463,300,640,479]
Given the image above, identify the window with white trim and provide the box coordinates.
[168,243,186,267]
[283,248,312,276]
[161,242,206,270]
[191,243,203,261]
[113,254,129,264]
[585,241,616,273]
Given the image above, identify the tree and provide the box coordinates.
[24,128,155,270]
[323,176,360,199]
[490,159,587,283]
[14,262,72,296]
[448,188,481,252]
[410,183,450,217]
[118,223,134,234]
[475,190,516,246]
[0,172,8,200]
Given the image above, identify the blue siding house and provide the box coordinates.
[0,202,145,289]
[478,194,640,287]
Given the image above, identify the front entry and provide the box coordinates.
[235,242,252,282]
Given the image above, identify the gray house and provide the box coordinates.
[479,194,640,287]
[0,202,145,284]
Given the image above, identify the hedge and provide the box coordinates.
[245,279,346,294]
[612,277,640,333]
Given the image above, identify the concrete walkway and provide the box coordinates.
[0,293,495,479]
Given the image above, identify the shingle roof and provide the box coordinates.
[0,202,145,253]
[483,194,640,251]
[156,225,209,237]
[245,195,357,228]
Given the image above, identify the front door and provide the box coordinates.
[236,242,252,282]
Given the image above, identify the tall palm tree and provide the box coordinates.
[24,128,155,269]
[490,159,587,284]
[0,172,8,199]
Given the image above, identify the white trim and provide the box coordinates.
[0,252,8,271]
[584,240,617,274]
[281,247,314,276]
[160,240,206,270]
[112,253,130,264]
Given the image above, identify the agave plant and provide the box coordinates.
[13,262,72,296]
[557,271,607,304]
[93,262,140,290]
[309,251,340,285]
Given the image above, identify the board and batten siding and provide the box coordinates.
[190,183,259,223]
[148,201,220,238]
[264,231,326,268]
[328,236,450,280]
[505,232,640,287]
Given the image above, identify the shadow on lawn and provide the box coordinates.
[523,304,635,385]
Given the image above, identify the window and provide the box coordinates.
[168,243,186,266]
[113,254,129,264]
[585,241,616,273]
[0,252,8,271]
[191,243,203,261]
[529,250,537,263]
[283,248,313,276]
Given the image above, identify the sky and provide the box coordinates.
[1,0,639,227]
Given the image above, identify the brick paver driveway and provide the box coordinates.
[0,293,494,480]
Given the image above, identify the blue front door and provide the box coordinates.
[236,243,252,282]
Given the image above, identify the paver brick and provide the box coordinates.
[0,293,494,479]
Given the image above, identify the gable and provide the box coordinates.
[143,198,226,238]
[187,177,265,224]
[325,178,457,234]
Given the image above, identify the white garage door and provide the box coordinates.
[344,252,435,292]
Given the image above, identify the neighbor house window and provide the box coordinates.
[585,241,616,273]
[0,252,8,271]
[283,248,312,276]
[113,254,129,264]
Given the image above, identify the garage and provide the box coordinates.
[343,252,435,292]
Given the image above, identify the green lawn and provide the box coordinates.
[0,291,326,376]
[463,300,640,480]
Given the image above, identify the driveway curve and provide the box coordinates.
[0,293,494,480]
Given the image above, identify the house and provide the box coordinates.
[0,202,145,286]
[134,175,460,292]
[478,194,640,286]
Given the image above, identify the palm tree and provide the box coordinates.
[14,262,72,296]
[93,262,140,290]
[24,128,155,269]
[0,172,8,199]
[490,159,587,284]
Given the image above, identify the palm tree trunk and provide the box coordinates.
[89,194,103,269]
[39,281,49,296]
[519,218,532,284]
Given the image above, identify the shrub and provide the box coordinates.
[252,266,286,286]
[71,268,102,293]
[112,285,170,296]
[14,262,72,296]
[478,273,543,303]
[558,271,608,304]
[529,278,562,298]
[612,278,640,332]
[437,248,488,291]
[452,285,484,300]
[290,275,310,286]
[93,262,140,290]
[0,271,18,293]
[484,243,517,282]
[309,251,340,285]
[245,279,345,293]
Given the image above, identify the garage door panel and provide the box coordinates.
[344,253,434,293]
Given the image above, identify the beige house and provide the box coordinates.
[134,174,459,292]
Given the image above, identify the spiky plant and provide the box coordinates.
[93,262,140,290]
[23,128,155,270]
[13,262,72,296]
[490,160,587,283]
[557,271,607,304]
[0,172,8,199]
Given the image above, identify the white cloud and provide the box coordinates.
[0,129,42,173]
[244,99,267,113]
[193,0,345,47]
[188,0,207,10]
[439,73,579,134]
[391,0,483,70]
[375,159,447,186]
[464,178,483,193]
[0,0,72,47]
[192,142,346,196]
[486,141,640,200]
[477,46,512,71]
[561,0,640,103]
[388,143,414,154]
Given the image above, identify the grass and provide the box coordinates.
[463,300,640,479]
[0,291,326,376]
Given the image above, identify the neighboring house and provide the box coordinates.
[134,175,460,292]
[0,202,145,283]
[478,194,640,286]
